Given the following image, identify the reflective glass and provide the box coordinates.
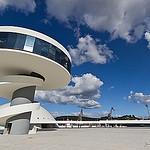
[0,32,71,73]
[24,35,35,52]
[33,38,50,57]
[7,33,17,49]
[48,44,56,60]
[0,32,9,48]
[14,34,26,49]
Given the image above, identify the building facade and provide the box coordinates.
[0,26,71,135]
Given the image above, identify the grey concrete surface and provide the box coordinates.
[7,86,36,135]
[12,86,36,103]
[9,118,30,135]
[0,128,150,150]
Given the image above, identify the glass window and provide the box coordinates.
[33,39,49,57]
[0,32,71,73]
[48,44,56,60]
[24,35,35,52]
[14,34,26,50]
[6,33,17,49]
[61,56,69,68]
[55,47,61,63]
[0,32,9,48]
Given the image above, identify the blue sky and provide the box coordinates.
[1,0,150,117]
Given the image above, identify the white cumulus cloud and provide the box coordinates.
[68,35,113,65]
[35,73,103,109]
[0,0,36,13]
[46,0,150,42]
[145,32,150,49]
[128,91,150,104]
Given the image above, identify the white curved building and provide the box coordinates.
[0,26,71,135]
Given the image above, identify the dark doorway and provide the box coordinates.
[5,123,12,134]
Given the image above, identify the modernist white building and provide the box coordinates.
[0,26,71,135]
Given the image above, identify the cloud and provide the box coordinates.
[45,0,150,42]
[35,73,103,109]
[109,86,115,90]
[145,32,150,48]
[128,91,150,104]
[51,111,68,117]
[0,0,36,13]
[68,35,113,65]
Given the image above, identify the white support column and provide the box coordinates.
[5,86,36,135]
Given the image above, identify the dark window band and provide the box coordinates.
[0,32,71,73]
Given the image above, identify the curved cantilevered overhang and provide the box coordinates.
[0,26,72,95]
[0,26,71,61]
[0,26,71,135]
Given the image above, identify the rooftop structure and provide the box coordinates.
[0,26,71,135]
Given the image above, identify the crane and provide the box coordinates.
[145,104,150,119]
[107,107,115,120]
[78,108,83,121]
